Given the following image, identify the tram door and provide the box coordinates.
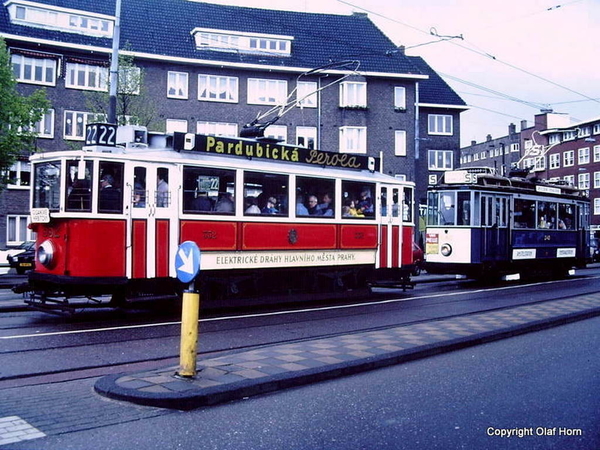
[127,164,177,280]
[378,185,403,269]
[480,194,510,261]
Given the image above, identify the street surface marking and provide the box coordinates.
[2,275,599,340]
[0,416,45,445]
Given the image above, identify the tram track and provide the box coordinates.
[1,273,598,389]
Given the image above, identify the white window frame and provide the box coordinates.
[428,149,453,170]
[196,121,238,137]
[339,126,367,154]
[563,150,574,167]
[549,153,560,169]
[296,126,317,149]
[428,114,453,135]
[296,81,317,108]
[595,198,600,215]
[166,119,188,133]
[198,74,239,103]
[578,147,590,165]
[6,215,35,245]
[65,62,108,91]
[394,130,406,156]
[167,71,188,99]
[264,125,287,143]
[339,81,367,108]
[578,172,590,190]
[594,124,600,135]
[548,133,561,145]
[510,143,520,152]
[63,110,99,140]
[594,172,600,189]
[6,161,31,188]
[11,53,56,86]
[394,86,406,110]
[594,145,600,162]
[564,175,575,186]
[248,78,287,105]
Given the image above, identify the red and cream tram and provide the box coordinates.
[25,123,415,311]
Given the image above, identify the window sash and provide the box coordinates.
[394,86,406,109]
[168,71,188,99]
[66,63,108,91]
[248,78,287,105]
[339,127,367,154]
[428,149,453,170]
[340,81,367,107]
[428,114,453,135]
[11,54,56,85]
[395,130,406,156]
[198,75,238,103]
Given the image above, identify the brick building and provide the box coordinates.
[0,0,465,248]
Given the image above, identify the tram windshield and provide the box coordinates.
[33,161,61,211]
[427,191,471,226]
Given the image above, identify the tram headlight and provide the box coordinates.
[440,243,453,257]
[37,240,55,268]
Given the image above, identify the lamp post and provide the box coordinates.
[108,0,122,125]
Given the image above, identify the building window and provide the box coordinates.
[394,86,406,110]
[7,2,113,37]
[340,81,367,108]
[595,198,600,215]
[6,161,30,188]
[564,175,575,186]
[64,110,99,140]
[198,74,238,103]
[578,147,590,165]
[197,121,237,137]
[11,53,56,86]
[594,124,600,135]
[191,28,292,56]
[264,125,287,143]
[428,149,453,170]
[563,150,574,167]
[578,172,590,190]
[296,126,317,149]
[510,143,520,152]
[66,62,108,91]
[534,156,545,171]
[563,130,576,141]
[7,215,35,244]
[594,145,600,162]
[578,126,591,138]
[297,81,317,108]
[167,71,188,99]
[549,153,560,169]
[594,172,600,189]
[248,78,287,105]
[166,119,187,133]
[339,127,367,154]
[395,130,406,156]
[428,114,453,135]
[548,133,561,145]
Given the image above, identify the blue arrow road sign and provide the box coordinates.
[175,241,201,283]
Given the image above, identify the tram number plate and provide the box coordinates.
[85,123,117,147]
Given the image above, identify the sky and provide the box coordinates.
[202,0,600,147]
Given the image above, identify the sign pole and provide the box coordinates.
[174,241,201,378]
[178,281,199,378]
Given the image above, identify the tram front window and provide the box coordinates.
[98,162,124,214]
[33,162,61,211]
[66,160,93,212]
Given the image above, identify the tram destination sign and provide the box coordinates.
[173,133,379,172]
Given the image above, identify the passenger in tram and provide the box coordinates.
[67,178,91,210]
[215,192,234,212]
[262,196,279,214]
[156,171,169,207]
[192,191,212,211]
[99,174,121,212]
[245,197,261,214]
[357,190,374,216]
[307,195,319,215]
[342,199,363,217]
[133,182,146,208]
[296,194,309,216]
[316,193,334,216]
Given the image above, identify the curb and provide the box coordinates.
[94,306,600,410]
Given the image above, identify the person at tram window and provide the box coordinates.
[245,197,261,214]
[99,174,121,211]
[192,191,212,211]
[357,190,374,216]
[316,193,334,216]
[262,196,279,214]
[67,177,91,210]
[156,170,169,207]
[343,199,363,217]
[215,192,234,212]
[133,182,146,208]
[307,195,319,215]
[296,194,309,216]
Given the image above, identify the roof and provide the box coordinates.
[409,56,467,108]
[1,0,426,77]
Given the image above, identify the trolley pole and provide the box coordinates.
[174,242,201,378]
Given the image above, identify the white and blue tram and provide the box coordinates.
[425,169,590,280]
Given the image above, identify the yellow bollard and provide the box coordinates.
[178,290,200,378]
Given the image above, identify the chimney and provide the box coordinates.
[508,123,516,135]
[486,134,492,142]
[520,120,528,131]
[471,140,477,146]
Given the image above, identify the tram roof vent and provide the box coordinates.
[464,167,496,175]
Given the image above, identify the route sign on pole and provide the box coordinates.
[175,241,201,284]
